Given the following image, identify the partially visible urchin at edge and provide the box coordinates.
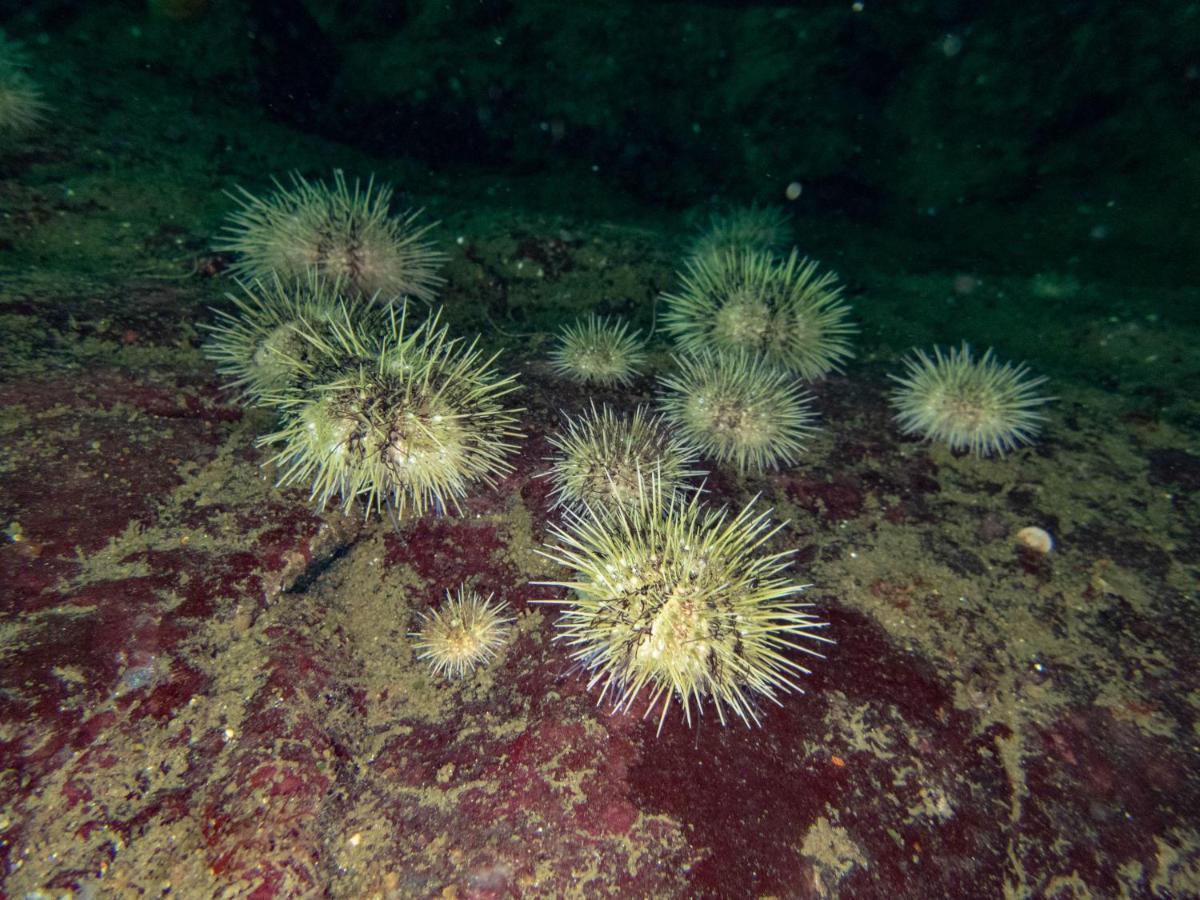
[216,169,448,301]
[536,477,832,733]
[685,204,793,262]
[0,34,48,139]
[889,342,1052,457]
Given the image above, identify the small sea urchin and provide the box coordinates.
[544,403,703,513]
[201,273,385,405]
[536,481,831,732]
[661,249,855,380]
[686,204,792,261]
[260,304,523,519]
[658,351,817,475]
[217,170,447,301]
[889,342,1051,457]
[411,586,514,679]
[549,314,646,387]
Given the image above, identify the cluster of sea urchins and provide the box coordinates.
[535,206,1053,733]
[545,238,837,477]
[202,188,1055,733]
[654,206,1051,462]
[204,172,522,522]
[534,208,845,732]
[652,216,855,474]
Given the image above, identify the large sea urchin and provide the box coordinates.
[544,403,703,513]
[661,249,855,380]
[411,586,514,679]
[217,170,447,301]
[260,304,523,519]
[536,480,831,732]
[658,351,817,474]
[549,314,646,387]
[889,342,1051,457]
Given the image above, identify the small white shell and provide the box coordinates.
[1016,526,1053,555]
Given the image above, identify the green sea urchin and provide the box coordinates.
[0,35,47,138]
[201,273,386,405]
[411,586,514,679]
[686,204,792,261]
[260,304,523,519]
[536,479,831,732]
[217,170,447,301]
[661,248,855,380]
[889,342,1051,457]
[550,314,646,387]
[544,403,703,513]
[658,351,817,475]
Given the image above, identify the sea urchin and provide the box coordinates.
[411,586,514,679]
[661,248,855,380]
[217,170,447,301]
[260,303,523,519]
[686,204,792,261]
[658,350,817,475]
[549,314,646,387]
[536,479,831,732]
[544,402,703,513]
[889,342,1051,457]
[0,35,47,138]
[201,272,385,405]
